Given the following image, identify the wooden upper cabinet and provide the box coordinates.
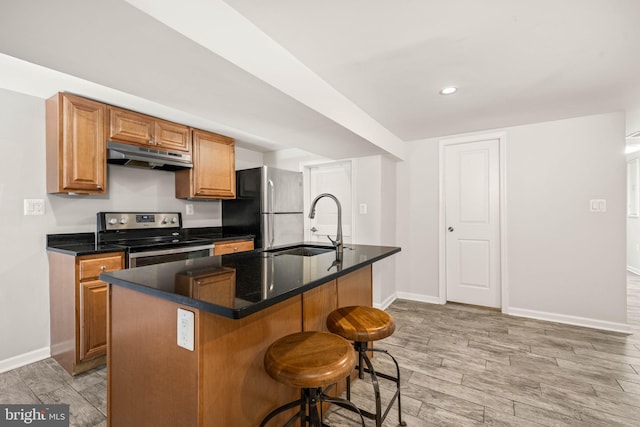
[46,93,106,194]
[175,129,236,199]
[108,107,190,152]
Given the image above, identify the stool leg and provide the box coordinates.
[369,348,407,427]
[259,394,305,427]
[359,348,383,427]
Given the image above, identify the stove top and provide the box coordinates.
[96,211,210,250]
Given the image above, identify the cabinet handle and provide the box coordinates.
[96,185,103,190]
[157,141,163,145]
[100,265,107,271]
[149,139,154,145]
[234,247,238,252]
[196,281,202,285]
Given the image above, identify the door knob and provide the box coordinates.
[448,227,454,232]
[310,227,318,232]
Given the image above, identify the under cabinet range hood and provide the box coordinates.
[106,141,193,171]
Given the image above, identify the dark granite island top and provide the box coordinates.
[99,243,400,319]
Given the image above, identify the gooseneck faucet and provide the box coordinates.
[308,193,343,259]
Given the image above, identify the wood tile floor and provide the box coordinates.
[2,273,640,426]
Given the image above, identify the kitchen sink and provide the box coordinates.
[266,245,335,257]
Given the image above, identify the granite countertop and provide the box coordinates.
[46,229,255,256]
[99,243,401,319]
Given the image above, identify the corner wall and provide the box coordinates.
[397,112,628,330]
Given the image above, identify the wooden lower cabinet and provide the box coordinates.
[107,265,372,427]
[49,251,124,375]
[213,239,254,256]
[79,280,108,361]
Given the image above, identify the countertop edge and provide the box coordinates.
[101,245,401,319]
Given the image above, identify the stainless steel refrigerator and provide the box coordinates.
[222,166,304,249]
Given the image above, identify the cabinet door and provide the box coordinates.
[192,129,236,199]
[154,119,190,152]
[79,280,108,361]
[108,107,155,146]
[52,93,106,193]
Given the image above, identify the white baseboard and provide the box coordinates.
[0,347,50,374]
[395,292,443,305]
[375,293,398,310]
[508,307,632,334]
[627,265,640,276]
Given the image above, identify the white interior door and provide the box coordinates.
[444,140,501,308]
[305,161,352,244]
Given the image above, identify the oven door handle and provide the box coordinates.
[128,244,215,259]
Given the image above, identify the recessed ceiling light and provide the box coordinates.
[439,87,457,95]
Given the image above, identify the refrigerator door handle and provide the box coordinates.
[268,179,275,247]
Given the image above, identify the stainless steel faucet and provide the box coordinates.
[308,193,343,259]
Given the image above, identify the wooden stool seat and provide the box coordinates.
[264,331,356,389]
[326,306,395,342]
[326,306,406,427]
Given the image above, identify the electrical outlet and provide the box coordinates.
[359,203,368,214]
[177,308,194,351]
[185,204,194,216]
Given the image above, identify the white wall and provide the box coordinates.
[264,150,399,308]
[0,89,263,371]
[397,112,628,329]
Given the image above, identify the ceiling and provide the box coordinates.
[1,0,639,159]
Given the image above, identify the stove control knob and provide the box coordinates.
[161,217,168,224]
[108,218,118,225]
[170,217,178,224]
[119,217,128,225]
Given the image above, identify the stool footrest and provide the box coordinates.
[260,387,366,427]
[343,343,406,427]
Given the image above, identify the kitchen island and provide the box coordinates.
[100,244,400,427]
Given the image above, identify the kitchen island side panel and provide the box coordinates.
[108,285,199,427]
[199,296,302,426]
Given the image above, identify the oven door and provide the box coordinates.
[128,244,214,268]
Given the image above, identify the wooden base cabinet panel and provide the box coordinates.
[213,239,254,256]
[199,297,302,426]
[49,251,124,375]
[107,265,372,426]
[79,280,108,361]
[108,286,199,427]
[337,265,373,308]
[108,287,302,427]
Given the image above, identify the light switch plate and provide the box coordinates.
[589,199,607,213]
[24,199,45,215]
[177,308,195,351]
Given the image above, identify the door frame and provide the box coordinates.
[438,132,509,313]
[300,159,356,243]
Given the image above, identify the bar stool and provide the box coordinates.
[326,306,406,427]
[260,331,365,427]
